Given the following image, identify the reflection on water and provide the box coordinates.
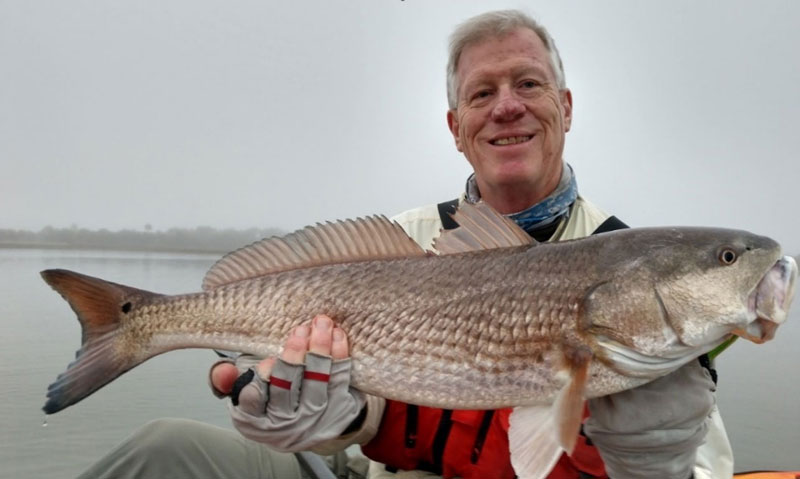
[0,249,798,477]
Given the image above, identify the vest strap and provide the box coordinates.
[470,410,496,464]
[591,215,629,235]
[437,199,460,231]
[429,409,453,474]
[405,404,418,448]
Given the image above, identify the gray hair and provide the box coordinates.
[446,10,566,110]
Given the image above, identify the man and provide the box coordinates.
[79,10,733,479]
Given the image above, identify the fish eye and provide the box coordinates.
[718,248,738,265]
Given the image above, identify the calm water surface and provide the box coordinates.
[1,249,798,477]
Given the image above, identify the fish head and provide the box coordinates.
[585,227,796,380]
[650,228,796,348]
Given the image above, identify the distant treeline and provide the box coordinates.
[0,225,284,254]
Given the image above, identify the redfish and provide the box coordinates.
[41,202,796,479]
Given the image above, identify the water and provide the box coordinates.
[1,249,798,477]
[0,249,233,478]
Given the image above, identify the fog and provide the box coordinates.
[2,0,799,251]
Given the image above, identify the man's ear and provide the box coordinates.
[561,89,573,132]
[446,109,463,152]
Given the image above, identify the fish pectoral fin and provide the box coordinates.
[508,354,589,479]
[433,201,535,255]
[554,353,590,455]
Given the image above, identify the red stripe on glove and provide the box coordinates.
[304,371,331,382]
[269,376,292,390]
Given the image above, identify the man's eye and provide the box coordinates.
[473,90,492,100]
[520,80,538,89]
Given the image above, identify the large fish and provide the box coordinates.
[41,202,796,479]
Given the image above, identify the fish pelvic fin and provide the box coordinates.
[40,269,161,414]
[509,405,563,479]
[509,350,590,479]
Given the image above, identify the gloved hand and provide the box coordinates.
[209,314,366,452]
[583,360,716,479]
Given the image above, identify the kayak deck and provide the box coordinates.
[734,472,800,479]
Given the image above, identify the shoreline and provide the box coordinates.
[0,242,226,255]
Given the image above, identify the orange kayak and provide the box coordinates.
[734,472,800,479]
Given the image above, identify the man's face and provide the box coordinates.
[447,28,572,212]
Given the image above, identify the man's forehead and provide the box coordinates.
[459,58,553,89]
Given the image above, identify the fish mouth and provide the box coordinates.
[735,256,797,343]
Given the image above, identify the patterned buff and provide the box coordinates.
[465,163,578,235]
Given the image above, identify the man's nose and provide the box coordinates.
[490,91,525,122]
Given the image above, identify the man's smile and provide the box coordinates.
[489,135,533,146]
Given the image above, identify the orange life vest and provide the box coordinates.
[361,400,607,479]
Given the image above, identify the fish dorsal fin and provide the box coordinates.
[508,350,590,479]
[433,201,535,255]
[202,215,426,290]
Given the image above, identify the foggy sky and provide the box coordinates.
[2,1,800,251]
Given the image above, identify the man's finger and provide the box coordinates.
[309,314,334,356]
[267,359,304,414]
[281,324,310,364]
[299,352,333,408]
[256,357,277,380]
[235,372,267,415]
[331,327,349,360]
[211,362,240,395]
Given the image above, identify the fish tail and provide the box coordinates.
[40,269,160,414]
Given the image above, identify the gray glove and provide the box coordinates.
[583,360,716,479]
[228,351,366,452]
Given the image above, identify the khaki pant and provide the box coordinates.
[77,418,357,479]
